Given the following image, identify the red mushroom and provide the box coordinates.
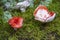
[8,17,23,30]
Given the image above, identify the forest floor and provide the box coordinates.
[0,0,60,40]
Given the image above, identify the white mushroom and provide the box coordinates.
[34,5,56,22]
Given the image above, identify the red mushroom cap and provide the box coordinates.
[8,17,23,29]
[34,5,48,17]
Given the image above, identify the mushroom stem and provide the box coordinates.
[14,28,17,31]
